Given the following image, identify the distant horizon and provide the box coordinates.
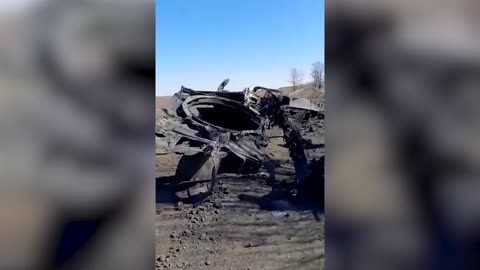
[155,79,320,97]
[156,0,324,96]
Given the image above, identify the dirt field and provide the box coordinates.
[155,96,324,270]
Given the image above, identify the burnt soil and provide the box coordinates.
[155,95,324,270]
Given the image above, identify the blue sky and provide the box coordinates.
[156,0,324,96]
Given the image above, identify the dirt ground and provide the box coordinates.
[156,134,325,270]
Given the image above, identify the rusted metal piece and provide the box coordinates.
[217,78,229,92]
[174,152,219,203]
[167,85,267,202]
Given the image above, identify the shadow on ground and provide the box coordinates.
[155,176,178,204]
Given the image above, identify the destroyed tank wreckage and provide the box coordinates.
[157,80,324,203]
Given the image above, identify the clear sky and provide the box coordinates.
[0,0,40,14]
[156,0,324,96]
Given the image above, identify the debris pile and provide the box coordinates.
[156,80,324,203]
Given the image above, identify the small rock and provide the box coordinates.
[199,232,208,240]
[213,202,223,209]
[157,255,166,262]
[170,232,176,238]
[175,201,183,211]
[245,239,266,248]
[205,260,211,265]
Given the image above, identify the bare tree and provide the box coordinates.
[311,61,324,88]
[289,68,304,91]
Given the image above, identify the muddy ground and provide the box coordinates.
[156,130,325,270]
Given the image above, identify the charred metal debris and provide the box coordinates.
[156,80,324,203]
